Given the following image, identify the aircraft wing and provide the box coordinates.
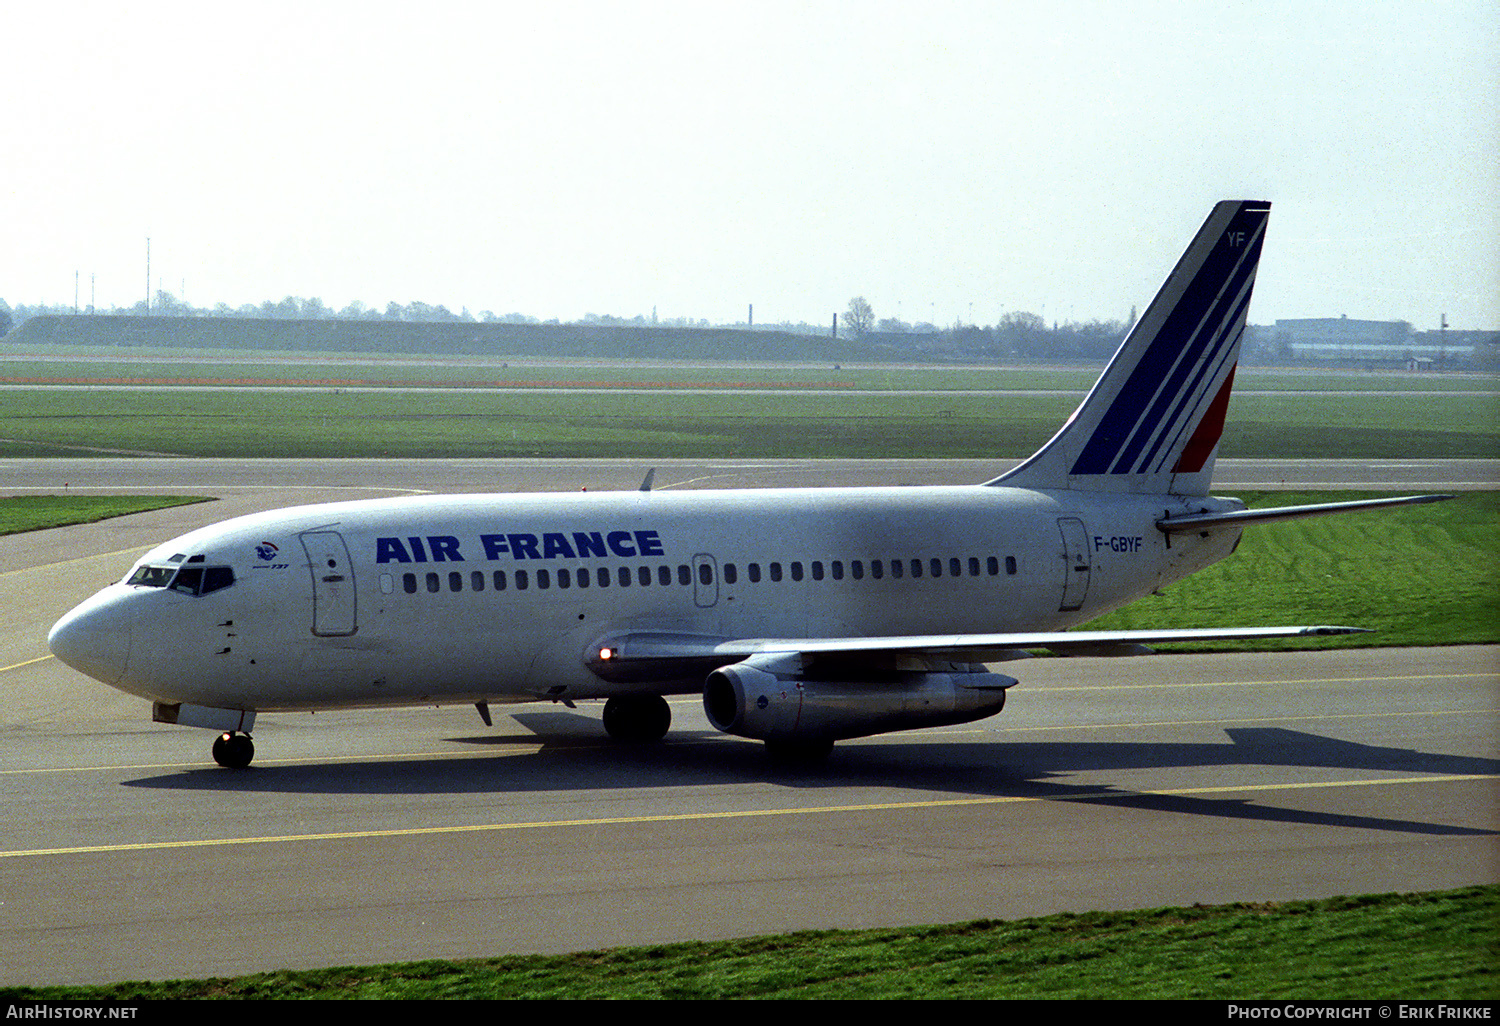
[587,624,1368,681]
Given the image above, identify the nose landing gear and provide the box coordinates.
[211,731,255,769]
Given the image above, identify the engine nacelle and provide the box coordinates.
[702,654,1016,743]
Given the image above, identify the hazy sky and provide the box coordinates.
[5,1,1496,329]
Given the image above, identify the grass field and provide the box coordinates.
[5,344,1499,392]
[1086,490,1499,648]
[0,494,211,535]
[1,385,1495,459]
[5,886,1492,1000]
[2,347,1495,459]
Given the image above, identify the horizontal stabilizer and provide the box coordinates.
[1157,494,1455,533]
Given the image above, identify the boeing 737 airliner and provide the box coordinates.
[48,201,1449,767]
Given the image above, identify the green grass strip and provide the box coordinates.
[1090,491,1499,648]
[0,495,212,536]
[1,387,1495,459]
[7,345,1498,392]
[5,886,1493,999]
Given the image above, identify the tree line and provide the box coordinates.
[844,295,1133,361]
[1,291,1133,363]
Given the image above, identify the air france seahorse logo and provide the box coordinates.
[256,542,279,562]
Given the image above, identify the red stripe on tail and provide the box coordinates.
[1173,365,1236,473]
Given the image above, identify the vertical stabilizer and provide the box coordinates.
[989,200,1270,496]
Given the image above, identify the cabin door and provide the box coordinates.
[1057,517,1091,612]
[301,530,358,636]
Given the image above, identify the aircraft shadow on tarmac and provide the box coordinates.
[122,712,1499,838]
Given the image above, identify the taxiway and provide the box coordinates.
[1,459,1495,985]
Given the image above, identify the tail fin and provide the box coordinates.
[990,200,1270,496]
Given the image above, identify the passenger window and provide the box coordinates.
[698,562,714,585]
[748,563,761,583]
[638,566,651,586]
[493,570,507,590]
[931,558,942,577]
[471,571,486,591]
[1006,556,1018,575]
[677,564,691,586]
[910,560,922,578]
[871,560,883,579]
[987,556,999,576]
[950,557,962,577]
[618,567,631,587]
[449,571,463,592]
[576,567,590,588]
[831,560,843,580]
[558,568,571,588]
[597,567,610,587]
[515,570,529,590]
[791,561,804,582]
[968,557,980,577]
[537,569,550,589]
[723,563,737,584]
[403,573,417,594]
[891,559,902,579]
[658,565,671,586]
[426,572,440,593]
[769,562,783,582]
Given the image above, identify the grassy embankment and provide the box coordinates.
[5,886,1494,1000]
[0,495,211,536]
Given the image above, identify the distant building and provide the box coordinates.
[1412,329,1500,372]
[1270,317,1477,369]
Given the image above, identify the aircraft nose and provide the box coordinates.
[48,589,133,687]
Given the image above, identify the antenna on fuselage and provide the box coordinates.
[639,468,656,492]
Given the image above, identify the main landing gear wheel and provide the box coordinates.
[764,737,835,763]
[211,731,255,769]
[602,695,672,743]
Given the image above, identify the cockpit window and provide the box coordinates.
[127,563,236,594]
[126,565,176,588]
[169,567,202,594]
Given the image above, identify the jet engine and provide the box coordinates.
[702,653,1015,744]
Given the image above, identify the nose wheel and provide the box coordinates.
[211,731,255,769]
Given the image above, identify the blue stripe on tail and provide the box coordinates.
[1069,205,1268,476]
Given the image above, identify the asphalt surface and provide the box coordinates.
[1,458,1495,986]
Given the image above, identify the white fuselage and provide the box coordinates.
[57,484,1239,713]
